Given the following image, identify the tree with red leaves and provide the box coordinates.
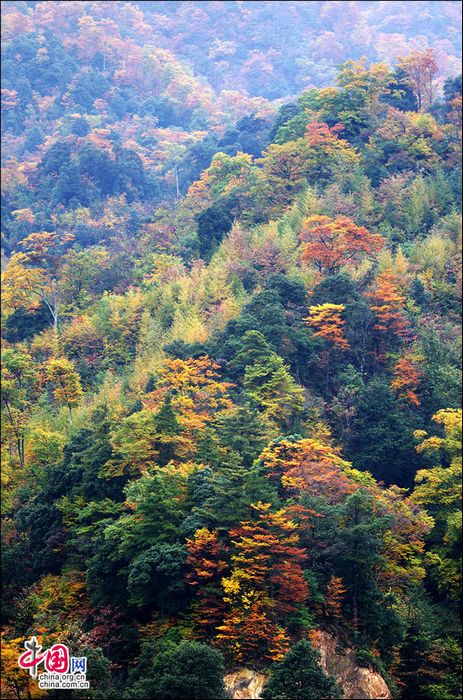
[186,528,228,637]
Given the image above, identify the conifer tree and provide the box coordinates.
[262,639,342,699]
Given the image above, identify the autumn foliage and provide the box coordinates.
[306,303,349,349]
[369,272,409,338]
[324,576,347,619]
[216,502,307,662]
[187,528,228,635]
[391,353,422,406]
[398,48,439,110]
[299,215,384,274]
[186,502,309,663]
[144,356,234,435]
[0,3,461,696]
[259,437,354,500]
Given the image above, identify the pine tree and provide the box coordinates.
[244,355,304,431]
[261,640,342,699]
[153,393,182,466]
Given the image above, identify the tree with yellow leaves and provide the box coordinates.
[216,502,307,663]
[2,231,74,349]
[44,357,83,427]
[144,356,234,438]
[412,409,462,600]
[306,303,349,349]
[0,635,47,699]
[1,347,37,468]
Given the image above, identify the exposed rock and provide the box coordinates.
[315,631,392,700]
[224,632,392,700]
[224,668,267,699]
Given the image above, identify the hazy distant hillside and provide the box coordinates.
[137,0,462,97]
[1,0,461,251]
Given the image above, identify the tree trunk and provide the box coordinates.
[53,310,59,353]
[352,583,358,632]
[17,436,24,469]
[51,282,60,356]
[6,402,25,468]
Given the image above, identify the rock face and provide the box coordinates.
[316,631,392,700]
[224,631,392,700]
[224,669,267,699]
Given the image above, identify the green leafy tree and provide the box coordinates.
[262,640,342,699]
[244,353,304,432]
[412,409,462,601]
[153,394,183,467]
[202,450,278,530]
[346,377,422,487]
[336,490,393,638]
[127,542,187,610]
[127,641,226,699]
[1,347,36,468]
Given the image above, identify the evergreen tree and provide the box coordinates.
[228,330,275,376]
[203,450,278,530]
[153,394,182,466]
[215,404,268,467]
[127,641,226,699]
[346,377,422,487]
[262,640,342,699]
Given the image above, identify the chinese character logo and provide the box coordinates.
[18,637,69,677]
[71,656,87,673]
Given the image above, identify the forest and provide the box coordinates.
[0,1,462,699]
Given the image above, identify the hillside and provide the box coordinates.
[1,2,462,699]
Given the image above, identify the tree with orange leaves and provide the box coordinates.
[258,437,355,502]
[217,597,290,664]
[368,272,409,339]
[299,215,384,275]
[391,353,422,406]
[324,575,347,619]
[259,437,431,596]
[216,502,308,662]
[144,356,234,438]
[305,303,349,349]
[186,528,228,637]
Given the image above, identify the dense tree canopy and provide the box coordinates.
[1,2,461,699]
